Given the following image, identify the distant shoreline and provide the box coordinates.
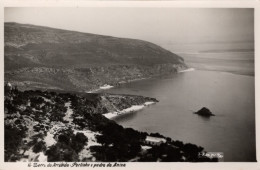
[191,68,254,77]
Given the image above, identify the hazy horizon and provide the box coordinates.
[5,8,254,51]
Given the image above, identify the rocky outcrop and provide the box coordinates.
[194,107,215,117]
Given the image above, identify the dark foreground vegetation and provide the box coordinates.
[4,84,217,162]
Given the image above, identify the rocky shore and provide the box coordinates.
[103,101,156,119]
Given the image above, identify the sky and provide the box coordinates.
[5,8,254,48]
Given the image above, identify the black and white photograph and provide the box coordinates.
[3,7,256,163]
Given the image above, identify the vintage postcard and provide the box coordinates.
[0,1,259,170]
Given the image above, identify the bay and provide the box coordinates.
[101,70,255,162]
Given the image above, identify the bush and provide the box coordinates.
[182,143,204,161]
[5,124,26,161]
[58,134,71,145]
[56,130,88,154]
[149,132,165,138]
[33,141,47,153]
[74,133,88,144]
[46,142,78,162]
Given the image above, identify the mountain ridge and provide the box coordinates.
[5,22,187,91]
[5,22,168,48]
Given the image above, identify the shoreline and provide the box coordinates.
[178,67,195,73]
[86,84,114,93]
[118,77,150,84]
[195,68,254,77]
[103,101,156,119]
[85,77,149,93]
[86,68,192,94]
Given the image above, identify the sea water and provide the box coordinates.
[101,69,255,162]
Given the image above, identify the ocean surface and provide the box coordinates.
[101,69,256,162]
[165,42,255,76]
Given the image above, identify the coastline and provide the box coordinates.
[86,84,114,93]
[196,68,254,77]
[86,67,191,94]
[178,67,195,73]
[85,78,150,93]
[118,77,150,84]
[103,101,156,119]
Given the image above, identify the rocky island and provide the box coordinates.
[194,107,215,117]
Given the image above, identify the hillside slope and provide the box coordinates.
[4,85,215,162]
[5,22,186,91]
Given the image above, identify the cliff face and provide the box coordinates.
[5,22,187,91]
